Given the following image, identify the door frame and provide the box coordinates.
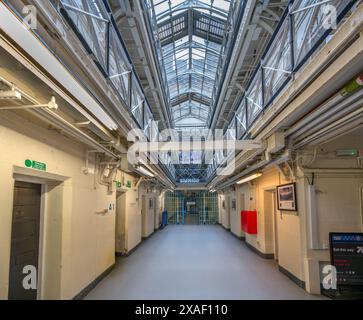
[263,186,279,261]
[115,190,127,254]
[12,166,69,299]
[141,195,147,237]
[272,190,279,261]
[9,181,44,300]
[154,196,158,230]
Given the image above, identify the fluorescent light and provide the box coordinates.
[236,172,262,185]
[136,166,154,178]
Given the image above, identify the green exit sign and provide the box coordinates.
[25,159,47,171]
[115,181,122,188]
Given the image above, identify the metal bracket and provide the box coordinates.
[291,0,335,15]
[61,3,109,23]
[276,161,295,181]
[262,66,292,75]
[0,96,58,111]
[246,96,263,110]
[109,70,131,80]
[83,150,99,175]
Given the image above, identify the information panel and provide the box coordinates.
[330,233,363,287]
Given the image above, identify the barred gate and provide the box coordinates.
[165,191,218,225]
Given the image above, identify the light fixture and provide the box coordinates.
[135,165,154,178]
[0,87,22,100]
[236,172,262,185]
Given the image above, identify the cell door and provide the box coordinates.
[115,191,126,254]
[141,195,147,237]
[8,182,41,300]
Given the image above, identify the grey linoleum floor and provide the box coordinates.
[85,225,323,300]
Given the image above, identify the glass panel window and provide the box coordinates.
[131,77,144,128]
[61,0,109,71]
[246,69,263,127]
[292,0,347,68]
[146,0,232,128]
[109,25,130,104]
[262,18,292,105]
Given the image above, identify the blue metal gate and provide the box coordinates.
[165,191,218,225]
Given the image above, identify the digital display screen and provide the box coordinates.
[330,233,363,287]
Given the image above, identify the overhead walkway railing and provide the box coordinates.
[205,0,358,183]
[226,0,357,140]
[59,0,152,133]
[210,0,246,121]
[58,0,176,180]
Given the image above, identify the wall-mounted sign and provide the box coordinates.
[276,183,297,211]
[115,181,122,188]
[25,159,46,171]
[330,233,363,288]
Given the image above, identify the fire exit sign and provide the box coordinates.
[25,159,47,171]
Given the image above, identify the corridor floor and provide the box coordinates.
[85,225,323,300]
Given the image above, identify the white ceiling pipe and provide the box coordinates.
[290,96,363,143]
[294,112,363,149]
[286,87,363,138]
[0,2,119,131]
[0,75,119,159]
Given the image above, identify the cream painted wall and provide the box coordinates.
[233,188,246,238]
[113,171,144,255]
[219,190,243,237]
[229,192,242,237]
[220,194,231,229]
[299,132,363,293]
[115,190,126,254]
[145,193,155,238]
[0,113,115,300]
[235,168,304,282]
[138,185,157,238]
[126,183,142,252]
[219,190,239,234]
[113,176,160,252]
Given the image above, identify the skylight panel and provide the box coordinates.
[147,0,232,129]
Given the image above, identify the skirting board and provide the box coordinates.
[230,232,246,242]
[245,241,275,260]
[116,226,163,257]
[73,264,115,300]
[278,265,306,290]
[116,240,142,258]
[219,223,244,240]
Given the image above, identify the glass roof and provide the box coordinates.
[147,0,232,128]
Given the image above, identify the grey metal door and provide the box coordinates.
[8,182,41,300]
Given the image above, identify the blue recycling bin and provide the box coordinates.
[162,210,168,227]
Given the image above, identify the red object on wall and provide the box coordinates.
[241,210,258,234]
